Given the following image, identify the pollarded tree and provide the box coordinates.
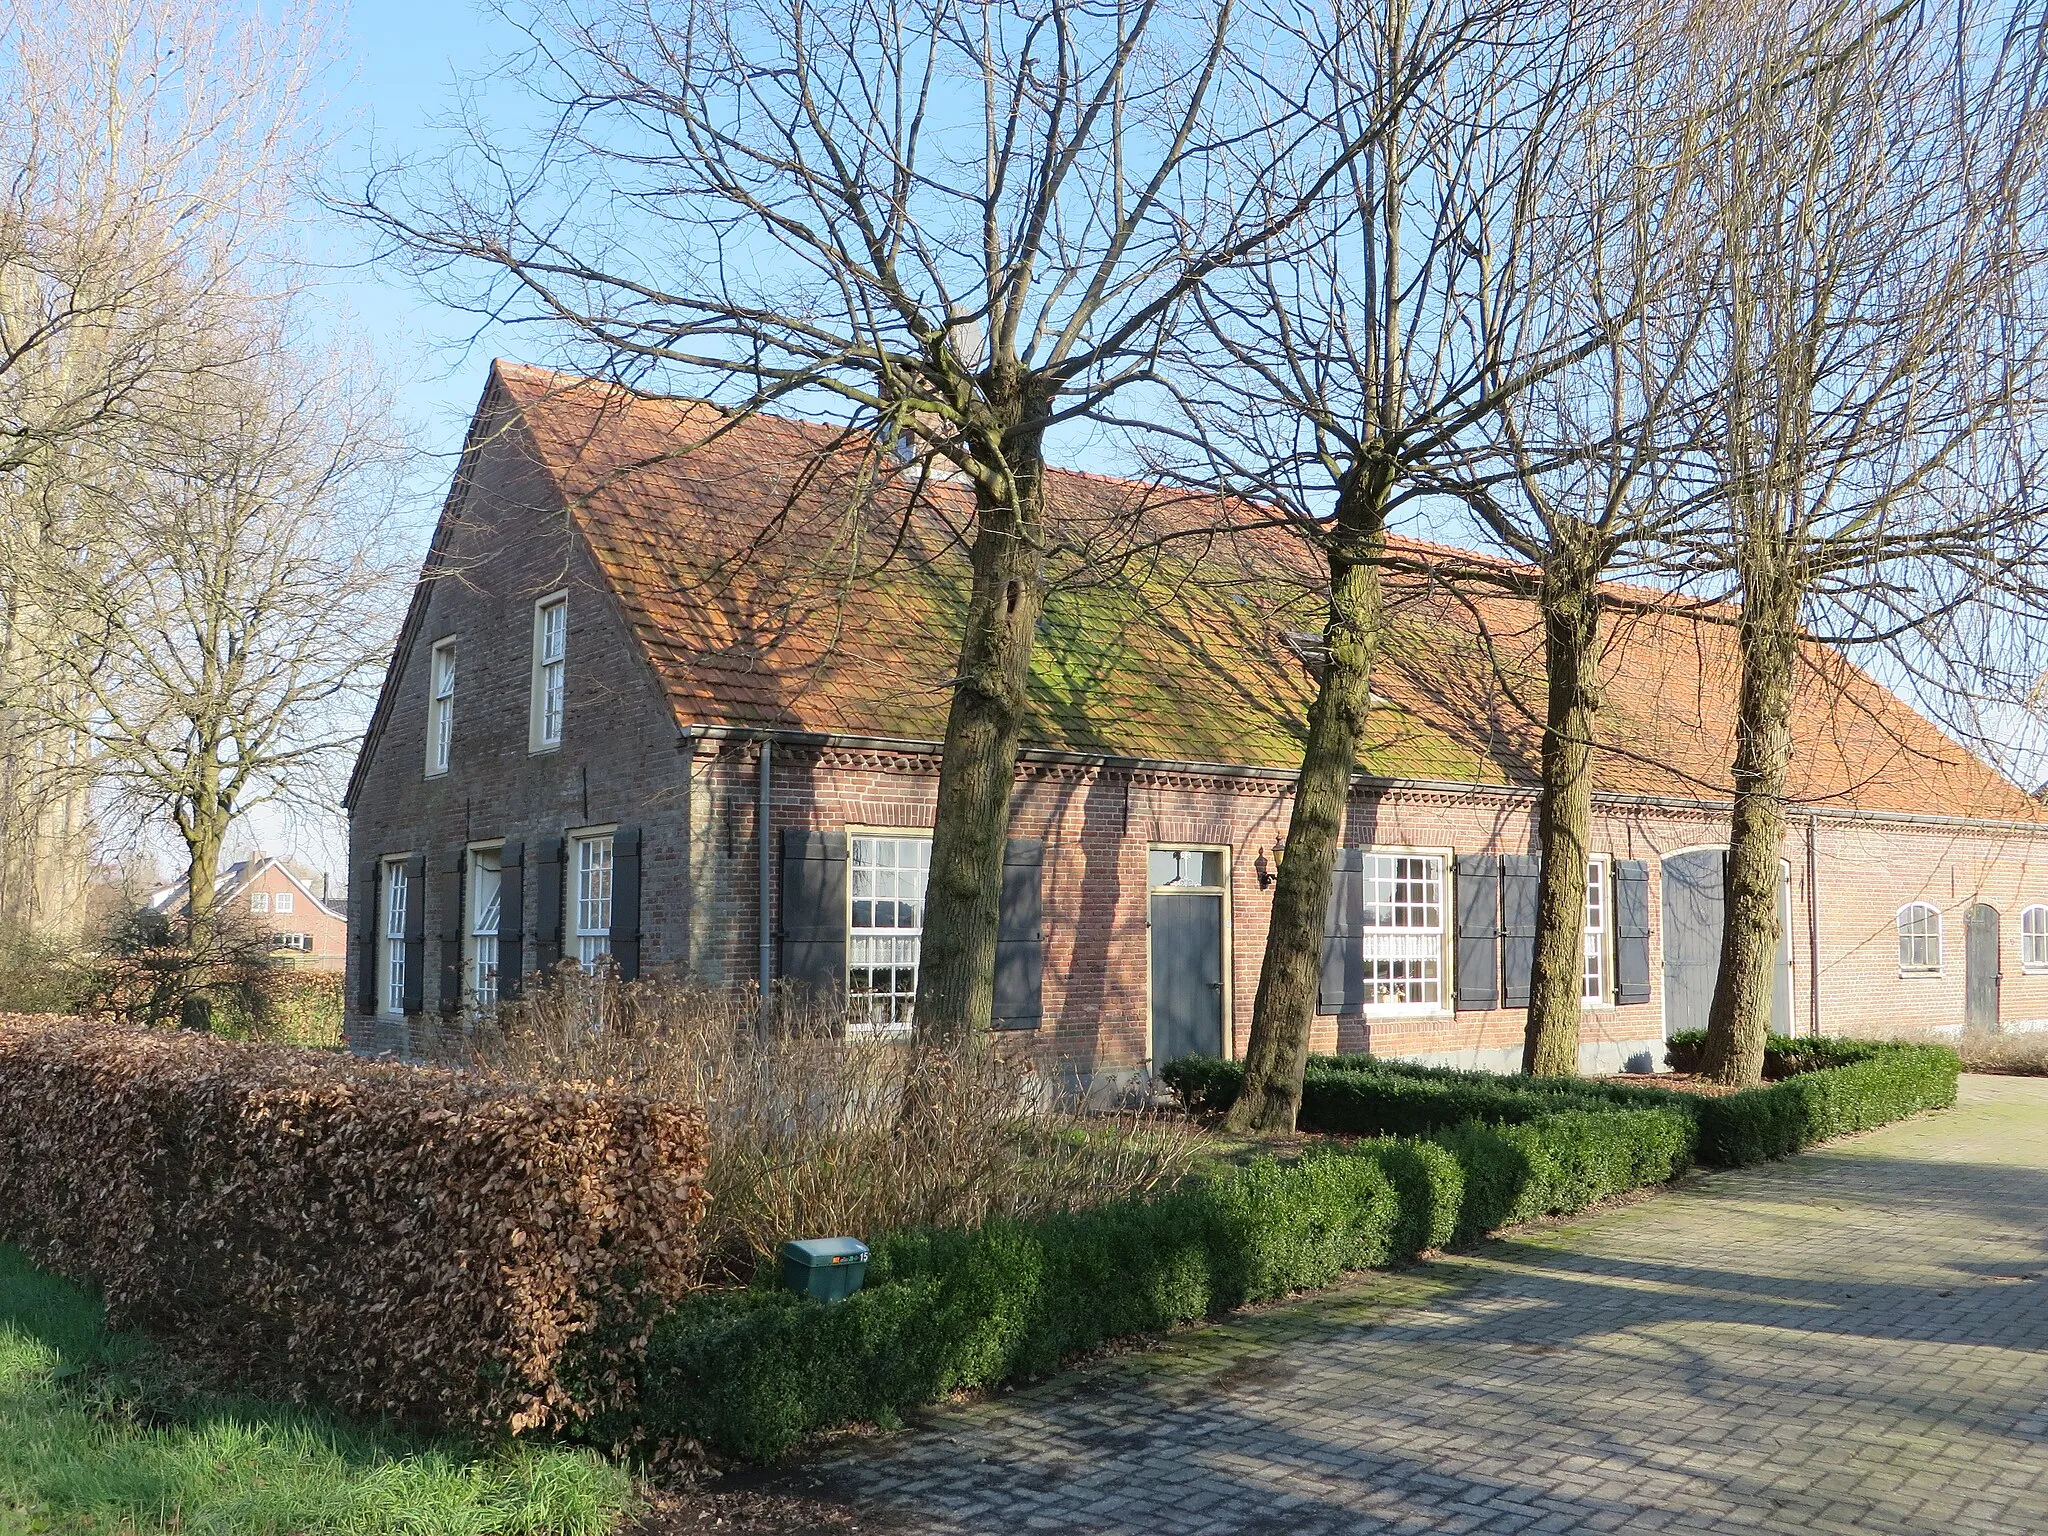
[1445,8,1726,1076]
[348,0,1400,1037]
[1159,0,1643,1131]
[1676,0,2048,1085]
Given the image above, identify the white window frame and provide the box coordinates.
[530,593,568,752]
[2022,905,2048,974]
[570,828,615,971]
[1360,846,1450,1015]
[467,843,504,1008]
[379,856,410,1016]
[427,636,457,776]
[249,891,270,915]
[847,830,932,1037]
[273,890,294,916]
[1898,901,1943,976]
[1581,857,1609,1007]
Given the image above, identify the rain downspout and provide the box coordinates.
[758,738,774,1029]
[1807,813,1822,1038]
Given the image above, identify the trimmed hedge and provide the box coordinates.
[0,1017,709,1435]
[1167,1041,1960,1170]
[640,1103,1697,1460]
[1162,1053,1670,1135]
[1693,1043,1958,1165]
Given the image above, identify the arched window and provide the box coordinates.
[1897,903,1942,974]
[2022,906,2048,972]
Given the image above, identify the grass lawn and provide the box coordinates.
[0,1245,634,1535]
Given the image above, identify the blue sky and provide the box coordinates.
[318,0,529,463]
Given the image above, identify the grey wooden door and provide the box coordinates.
[1150,890,1224,1063]
[1967,904,2001,1031]
[1660,849,1793,1038]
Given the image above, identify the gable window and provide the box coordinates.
[573,832,614,970]
[428,637,457,775]
[470,848,503,1006]
[849,834,930,1032]
[1362,852,1443,1009]
[249,891,270,915]
[273,891,293,915]
[1898,902,1942,974]
[531,594,567,750]
[1581,859,1608,1005]
[2023,906,2048,972]
[380,857,410,1015]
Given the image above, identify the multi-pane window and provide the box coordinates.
[1149,848,1224,888]
[273,891,294,915]
[534,597,567,749]
[470,849,503,1006]
[2024,906,2048,972]
[249,891,270,914]
[381,858,409,1014]
[1361,852,1443,1008]
[1581,859,1607,1005]
[849,835,930,1031]
[574,834,614,970]
[429,638,456,774]
[1898,902,1942,973]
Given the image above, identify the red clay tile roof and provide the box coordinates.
[494,362,2043,822]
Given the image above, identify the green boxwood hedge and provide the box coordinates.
[1166,1040,1959,1170]
[638,1103,1698,1461]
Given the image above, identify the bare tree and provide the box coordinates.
[347,0,1400,1037]
[1159,0,1629,1131]
[1677,0,2048,1085]
[19,339,406,934]
[1445,11,1723,1076]
[0,0,325,937]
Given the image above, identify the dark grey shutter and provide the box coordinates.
[438,848,466,1015]
[992,838,1045,1030]
[401,852,427,1015]
[612,826,642,980]
[1500,854,1541,1010]
[499,840,525,1000]
[534,838,564,975]
[1454,853,1500,1011]
[778,828,848,998]
[1317,847,1365,1014]
[1614,858,1652,1005]
[354,858,380,1014]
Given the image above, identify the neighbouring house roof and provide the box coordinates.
[364,360,2045,823]
[148,855,345,922]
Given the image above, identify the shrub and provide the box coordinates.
[1693,1042,1959,1165]
[0,1017,708,1435]
[1434,1107,1697,1242]
[458,971,1202,1285]
[639,1137,1465,1461]
[1163,1053,1670,1136]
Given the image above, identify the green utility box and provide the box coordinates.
[780,1236,870,1303]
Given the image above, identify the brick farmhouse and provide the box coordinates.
[343,363,2048,1073]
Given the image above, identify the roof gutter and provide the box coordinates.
[675,724,2048,838]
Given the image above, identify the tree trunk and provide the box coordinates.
[1699,579,1799,1087]
[912,413,1049,1040]
[1523,559,1604,1077]
[183,810,226,939]
[1227,493,1386,1135]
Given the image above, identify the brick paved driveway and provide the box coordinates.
[769,1075,2048,1534]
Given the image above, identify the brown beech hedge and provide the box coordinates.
[0,1016,708,1435]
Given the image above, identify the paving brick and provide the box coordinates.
[772,1076,2048,1533]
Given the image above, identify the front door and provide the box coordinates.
[1967,904,2001,1032]
[1149,847,1226,1064]
[1661,849,1794,1038]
